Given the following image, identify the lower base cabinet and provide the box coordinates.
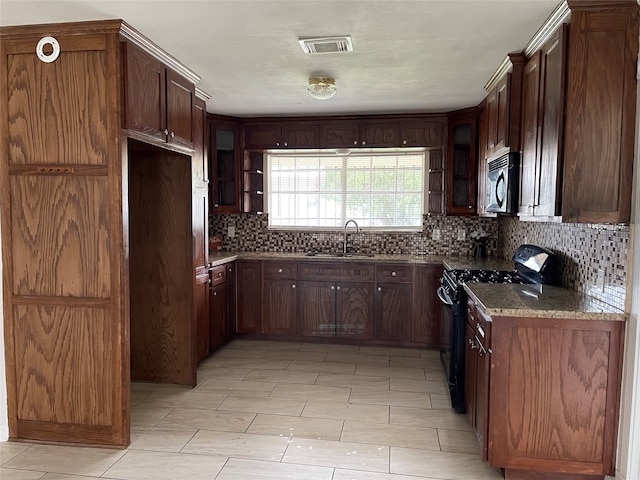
[412,265,446,347]
[237,260,262,334]
[263,261,298,335]
[466,297,625,479]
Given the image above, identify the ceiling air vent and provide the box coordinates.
[298,36,353,54]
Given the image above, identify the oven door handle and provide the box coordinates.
[437,286,453,307]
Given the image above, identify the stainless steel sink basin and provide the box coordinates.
[304,252,375,258]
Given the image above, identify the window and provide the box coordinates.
[267,149,425,230]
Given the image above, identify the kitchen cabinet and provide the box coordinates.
[426,148,446,216]
[196,272,210,362]
[446,109,478,215]
[465,295,625,478]
[236,260,263,334]
[263,262,298,335]
[359,121,401,147]
[483,53,525,160]
[561,1,638,223]
[125,42,195,149]
[519,27,567,219]
[476,100,491,216]
[412,265,446,347]
[297,262,374,339]
[374,264,413,342]
[225,262,237,342]
[209,264,228,351]
[400,119,446,147]
[210,115,242,213]
[243,151,264,213]
[320,121,360,148]
[244,121,320,149]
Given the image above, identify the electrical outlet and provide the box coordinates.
[457,229,466,241]
[597,268,606,292]
[227,225,235,238]
[432,229,441,241]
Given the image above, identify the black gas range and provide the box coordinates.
[438,244,558,413]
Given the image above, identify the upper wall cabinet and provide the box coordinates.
[210,115,242,213]
[446,109,478,215]
[483,53,525,161]
[246,116,446,150]
[124,42,195,150]
[561,0,639,223]
[244,121,320,149]
[519,26,567,219]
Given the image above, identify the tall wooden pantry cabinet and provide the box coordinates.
[0,20,209,447]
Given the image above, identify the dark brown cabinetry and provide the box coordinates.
[446,109,478,215]
[125,42,195,149]
[483,53,525,160]
[360,121,401,147]
[426,148,446,215]
[412,265,446,347]
[374,265,413,342]
[237,260,263,334]
[209,115,242,213]
[519,27,567,219]
[561,1,638,223]
[209,264,228,351]
[244,121,320,149]
[465,295,625,478]
[243,151,264,213]
[263,262,298,335]
[297,262,374,339]
[476,100,490,215]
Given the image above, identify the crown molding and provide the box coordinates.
[119,21,201,85]
[524,1,571,57]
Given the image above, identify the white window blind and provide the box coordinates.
[267,149,425,229]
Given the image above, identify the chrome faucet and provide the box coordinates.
[343,219,359,254]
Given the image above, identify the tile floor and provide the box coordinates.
[0,340,503,479]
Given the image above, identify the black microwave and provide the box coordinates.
[486,153,520,214]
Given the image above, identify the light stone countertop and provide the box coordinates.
[231,251,447,265]
[464,282,626,321]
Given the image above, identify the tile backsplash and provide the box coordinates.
[210,213,630,311]
[210,214,498,256]
[498,216,629,311]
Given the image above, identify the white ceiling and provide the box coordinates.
[0,0,562,117]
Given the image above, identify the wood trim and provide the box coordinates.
[15,419,125,447]
[524,1,571,57]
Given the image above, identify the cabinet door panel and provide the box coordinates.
[237,261,262,334]
[210,282,227,350]
[263,279,297,335]
[464,320,477,427]
[536,26,566,217]
[193,98,207,183]
[245,123,282,150]
[283,123,320,148]
[196,273,210,362]
[298,281,335,337]
[412,265,444,347]
[495,74,510,151]
[519,52,542,215]
[336,282,373,339]
[124,42,166,142]
[360,122,400,147]
[374,283,412,342]
[400,120,445,147]
[320,122,359,148]
[166,69,194,149]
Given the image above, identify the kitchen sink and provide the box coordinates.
[304,252,375,258]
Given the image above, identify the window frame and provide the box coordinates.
[265,148,427,232]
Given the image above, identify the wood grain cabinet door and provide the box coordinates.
[282,123,320,148]
[411,265,444,347]
[374,283,412,342]
[336,282,374,339]
[320,121,359,148]
[297,281,336,337]
[166,69,195,149]
[236,261,263,334]
[124,41,167,142]
[359,121,400,147]
[1,26,129,446]
[263,279,298,335]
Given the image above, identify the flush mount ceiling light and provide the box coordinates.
[307,77,337,100]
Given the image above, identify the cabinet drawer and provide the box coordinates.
[264,262,298,279]
[298,262,374,282]
[210,265,227,286]
[375,264,412,282]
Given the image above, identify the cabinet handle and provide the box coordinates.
[291,284,296,289]
[391,271,397,277]
[469,338,477,349]
[170,131,175,138]
[208,279,212,284]
[377,286,382,292]
[468,205,472,209]
[284,142,288,147]
[163,129,169,136]
[331,285,335,291]
[402,140,407,145]
[353,140,358,146]
[214,203,219,208]
[361,141,366,146]
[278,268,283,273]
[276,142,280,147]
[213,291,217,296]
[336,286,341,291]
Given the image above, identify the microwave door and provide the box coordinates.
[486,168,505,212]
[495,171,506,209]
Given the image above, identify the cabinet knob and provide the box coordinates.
[170,131,175,138]
[213,291,217,296]
[391,271,397,277]
[208,279,212,284]
[284,142,288,147]
[276,142,280,147]
[163,129,169,136]
[377,286,382,292]
[214,203,219,208]
[402,140,407,145]
[353,140,358,146]
[336,286,341,291]
[361,141,366,146]
[331,285,335,291]
[291,284,296,289]
[468,205,472,209]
